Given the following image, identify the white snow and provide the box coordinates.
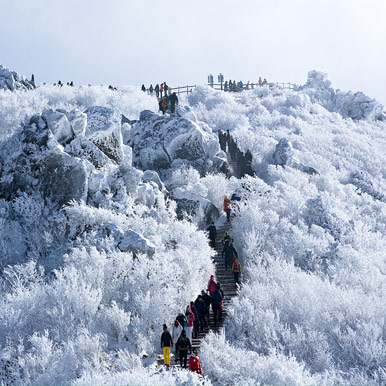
[0,68,385,386]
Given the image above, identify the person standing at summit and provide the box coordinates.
[169,92,179,113]
[155,84,160,98]
[164,82,169,96]
[160,83,164,98]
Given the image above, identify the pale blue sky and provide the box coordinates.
[1,0,386,104]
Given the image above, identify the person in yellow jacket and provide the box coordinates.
[232,256,242,284]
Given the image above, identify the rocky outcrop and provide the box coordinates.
[117,229,156,257]
[0,65,36,91]
[41,152,88,207]
[128,110,220,174]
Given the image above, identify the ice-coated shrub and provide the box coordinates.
[0,85,158,139]
[200,333,319,386]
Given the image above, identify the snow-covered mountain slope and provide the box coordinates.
[188,72,386,385]
[0,68,385,386]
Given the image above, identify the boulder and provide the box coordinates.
[65,137,110,168]
[272,138,294,166]
[68,109,87,137]
[117,229,155,257]
[142,170,164,190]
[40,152,88,206]
[85,106,124,163]
[0,65,36,91]
[130,111,220,172]
[42,109,74,145]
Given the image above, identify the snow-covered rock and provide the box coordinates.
[0,64,35,91]
[304,70,385,120]
[129,110,220,173]
[272,138,294,166]
[117,229,156,257]
[85,106,125,163]
[67,109,87,137]
[42,109,74,145]
[142,170,164,191]
[41,152,88,206]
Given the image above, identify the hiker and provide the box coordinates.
[186,305,195,343]
[224,80,228,92]
[207,275,217,296]
[207,221,217,249]
[160,83,164,98]
[159,96,168,115]
[222,238,238,271]
[225,129,231,149]
[217,282,224,299]
[155,84,160,98]
[232,256,242,284]
[194,295,206,332]
[189,350,202,374]
[231,192,241,202]
[212,284,223,326]
[171,320,183,363]
[141,84,146,92]
[160,324,173,366]
[222,231,232,245]
[149,84,154,94]
[224,195,232,222]
[164,82,169,96]
[232,80,236,91]
[245,149,252,166]
[169,92,179,113]
[176,312,187,330]
[262,78,268,86]
[190,301,200,339]
[258,77,262,87]
[176,330,192,368]
[220,162,230,179]
[229,137,237,161]
[57,80,63,87]
[201,290,212,326]
[219,132,227,152]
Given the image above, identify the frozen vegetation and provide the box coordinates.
[0,66,385,385]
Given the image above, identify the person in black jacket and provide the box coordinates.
[190,301,200,339]
[222,239,238,271]
[169,92,179,113]
[201,290,212,326]
[207,221,217,248]
[155,84,160,98]
[160,324,173,366]
[176,312,187,330]
[194,295,206,332]
[141,84,146,92]
[176,330,192,368]
[212,286,223,326]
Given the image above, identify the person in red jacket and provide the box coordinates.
[223,196,232,222]
[207,275,217,295]
[189,350,202,374]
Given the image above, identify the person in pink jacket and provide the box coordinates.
[207,275,217,295]
[185,306,195,343]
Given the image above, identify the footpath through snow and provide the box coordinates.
[157,150,241,372]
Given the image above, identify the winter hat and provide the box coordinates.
[163,324,167,329]
[181,330,186,336]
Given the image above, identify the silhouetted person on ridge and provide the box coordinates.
[141,84,146,92]
[155,83,160,98]
[169,92,179,113]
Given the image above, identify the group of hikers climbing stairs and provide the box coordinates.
[158,147,241,370]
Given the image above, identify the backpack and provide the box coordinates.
[233,260,240,271]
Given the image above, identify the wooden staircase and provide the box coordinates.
[158,150,240,368]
